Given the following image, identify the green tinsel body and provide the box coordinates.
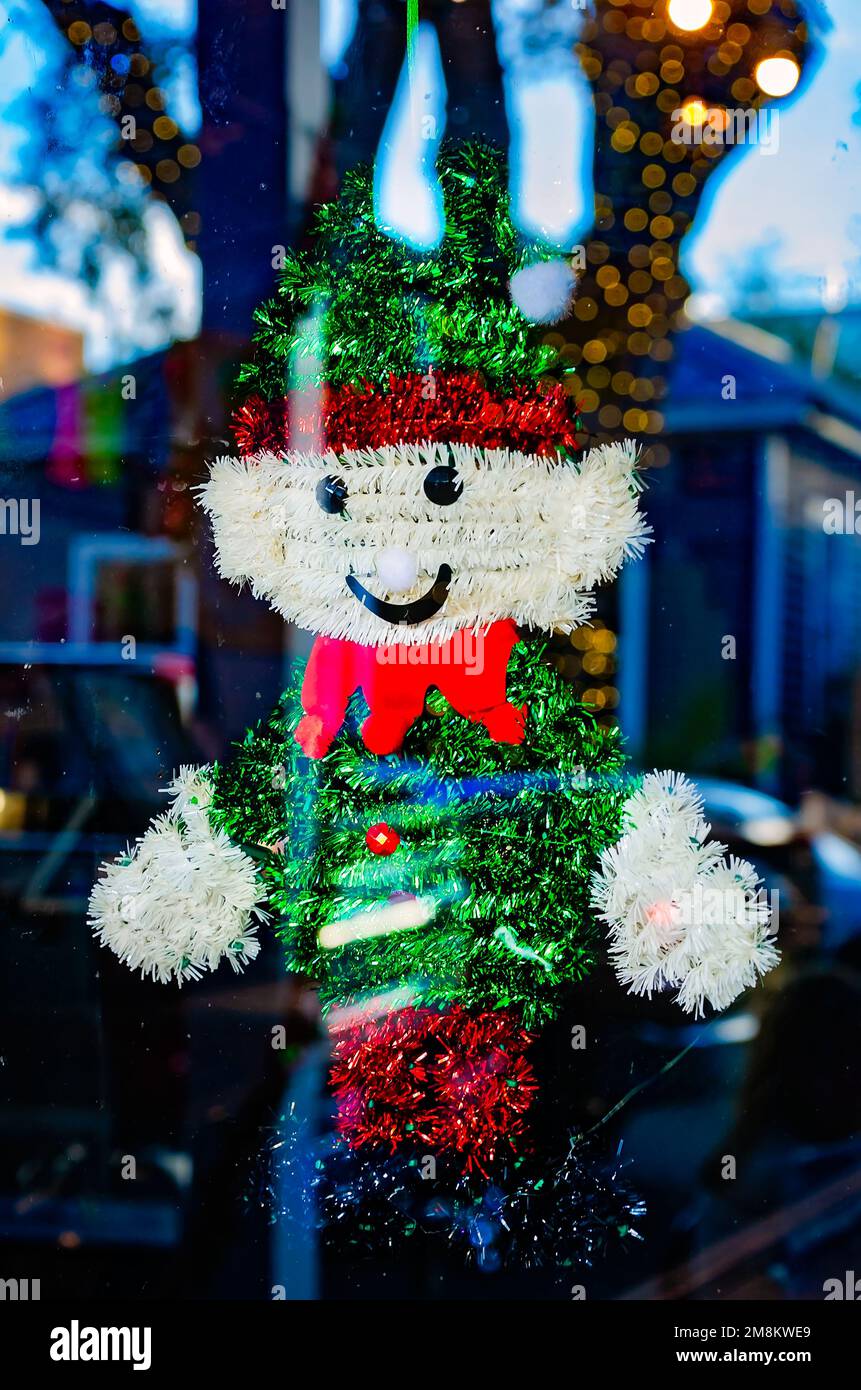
[238,142,565,399]
[209,643,636,1027]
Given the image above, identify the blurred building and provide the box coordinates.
[0,309,84,398]
[621,316,861,804]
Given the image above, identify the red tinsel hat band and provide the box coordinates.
[232,370,583,458]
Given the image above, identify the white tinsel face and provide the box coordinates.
[201,439,648,646]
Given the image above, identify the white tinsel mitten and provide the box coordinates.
[591,771,779,1016]
[88,767,266,984]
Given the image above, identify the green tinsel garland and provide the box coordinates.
[237,142,566,400]
[209,643,638,1026]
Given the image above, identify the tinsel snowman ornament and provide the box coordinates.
[88,141,779,1025]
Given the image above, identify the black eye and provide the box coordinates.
[316,474,348,514]
[423,464,463,507]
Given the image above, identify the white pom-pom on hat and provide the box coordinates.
[509,259,578,324]
[88,766,267,984]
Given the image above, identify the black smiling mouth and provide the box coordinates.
[346,564,453,626]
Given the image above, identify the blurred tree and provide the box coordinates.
[38,0,199,233]
[560,0,814,451]
[4,0,200,290]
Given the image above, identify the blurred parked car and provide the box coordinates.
[0,663,205,1282]
[697,779,861,954]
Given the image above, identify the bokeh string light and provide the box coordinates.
[755,53,801,95]
[668,0,715,33]
[550,0,810,449]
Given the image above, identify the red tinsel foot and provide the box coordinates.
[328,1005,538,1176]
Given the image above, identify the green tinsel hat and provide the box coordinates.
[232,141,585,458]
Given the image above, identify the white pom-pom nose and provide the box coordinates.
[376,546,418,593]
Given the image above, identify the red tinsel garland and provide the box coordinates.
[232,371,582,457]
[329,1005,538,1175]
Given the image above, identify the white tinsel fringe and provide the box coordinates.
[88,766,266,985]
[591,771,779,1016]
[199,439,650,646]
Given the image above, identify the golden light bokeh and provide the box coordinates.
[754,55,800,97]
[177,144,202,169]
[549,0,805,445]
[668,0,713,32]
[153,115,179,141]
[679,97,709,126]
